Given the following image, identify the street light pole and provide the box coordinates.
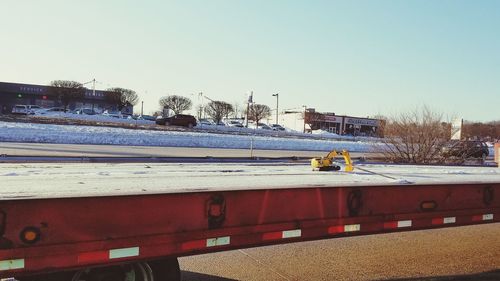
[141,101,144,116]
[272,93,279,125]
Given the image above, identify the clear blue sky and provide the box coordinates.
[1,0,499,121]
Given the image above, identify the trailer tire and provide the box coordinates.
[70,262,153,281]
[148,257,181,281]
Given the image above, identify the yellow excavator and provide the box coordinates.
[311,149,354,172]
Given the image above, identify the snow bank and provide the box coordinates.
[0,121,379,152]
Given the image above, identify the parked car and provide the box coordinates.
[74,108,97,115]
[441,140,489,159]
[102,110,122,118]
[225,120,244,127]
[198,119,215,126]
[270,124,286,131]
[256,123,272,130]
[11,105,41,115]
[156,114,197,128]
[139,115,156,121]
[37,107,67,115]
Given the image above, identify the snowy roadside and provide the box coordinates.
[0,121,380,152]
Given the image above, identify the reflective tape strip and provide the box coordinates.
[0,259,24,271]
[472,214,494,222]
[397,220,412,228]
[432,217,456,225]
[344,224,361,232]
[109,247,139,259]
[78,251,108,264]
[328,224,361,234]
[443,217,456,224]
[384,220,412,229]
[183,236,231,250]
[483,214,494,220]
[207,236,230,247]
[263,229,301,240]
[282,229,301,238]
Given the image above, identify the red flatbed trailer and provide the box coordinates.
[0,162,499,280]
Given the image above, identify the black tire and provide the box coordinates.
[148,258,181,281]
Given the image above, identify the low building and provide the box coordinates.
[280,108,384,137]
[0,81,133,115]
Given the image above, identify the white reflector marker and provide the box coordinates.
[182,236,232,250]
[472,213,494,222]
[384,220,412,229]
[109,247,140,259]
[328,224,361,234]
[344,224,361,232]
[443,217,456,224]
[262,229,302,240]
[282,229,302,239]
[207,236,230,247]
[397,220,412,228]
[432,216,456,225]
[0,259,25,271]
[483,214,494,220]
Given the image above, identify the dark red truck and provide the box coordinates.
[0,162,498,280]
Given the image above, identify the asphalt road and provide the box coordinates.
[179,224,500,281]
[0,142,374,159]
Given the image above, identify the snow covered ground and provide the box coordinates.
[0,121,380,152]
[0,119,496,156]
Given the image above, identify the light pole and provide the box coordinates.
[272,93,279,125]
[141,101,144,116]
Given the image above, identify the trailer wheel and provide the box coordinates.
[70,262,153,281]
[148,257,181,281]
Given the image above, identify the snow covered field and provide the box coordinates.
[0,120,496,156]
[0,121,380,152]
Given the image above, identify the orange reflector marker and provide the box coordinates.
[20,227,41,244]
[421,201,437,211]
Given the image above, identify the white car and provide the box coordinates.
[11,105,42,115]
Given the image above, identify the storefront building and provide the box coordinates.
[280,108,384,137]
[0,81,133,115]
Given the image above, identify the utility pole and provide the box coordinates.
[141,101,144,116]
[246,91,253,128]
[272,93,279,125]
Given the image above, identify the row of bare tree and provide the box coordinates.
[462,121,500,142]
[158,95,272,126]
[48,80,139,111]
[380,106,499,164]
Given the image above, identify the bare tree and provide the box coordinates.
[382,106,452,164]
[246,104,271,128]
[48,80,86,111]
[303,110,324,132]
[106,88,139,111]
[159,95,192,114]
[204,101,234,124]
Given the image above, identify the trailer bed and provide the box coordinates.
[1,162,500,199]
